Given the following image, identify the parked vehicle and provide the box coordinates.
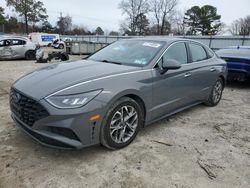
[29,32,59,46]
[10,38,227,150]
[0,36,36,60]
[228,46,250,50]
[216,47,250,81]
[50,39,65,49]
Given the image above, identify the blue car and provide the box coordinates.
[216,48,250,81]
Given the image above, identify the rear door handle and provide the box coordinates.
[184,72,191,78]
[210,67,216,72]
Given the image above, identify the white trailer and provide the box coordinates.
[29,32,60,46]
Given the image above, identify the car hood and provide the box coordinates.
[13,60,141,100]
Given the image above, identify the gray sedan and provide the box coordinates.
[10,38,227,149]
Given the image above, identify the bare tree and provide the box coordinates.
[230,20,241,35]
[240,16,250,35]
[119,0,149,35]
[170,10,185,35]
[56,14,72,34]
[230,16,250,36]
[150,0,178,35]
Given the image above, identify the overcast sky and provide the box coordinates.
[1,0,250,32]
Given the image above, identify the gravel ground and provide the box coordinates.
[0,57,250,188]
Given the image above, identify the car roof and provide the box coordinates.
[216,48,250,59]
[228,46,250,50]
[126,36,198,43]
[0,35,29,41]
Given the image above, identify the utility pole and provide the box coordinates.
[59,12,63,34]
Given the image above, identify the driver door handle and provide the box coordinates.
[210,67,216,72]
[184,72,192,78]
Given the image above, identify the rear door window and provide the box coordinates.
[12,39,26,46]
[189,43,208,62]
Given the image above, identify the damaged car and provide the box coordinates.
[0,36,36,60]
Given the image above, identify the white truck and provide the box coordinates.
[29,32,60,46]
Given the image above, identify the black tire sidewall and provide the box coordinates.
[60,53,69,61]
[59,44,64,49]
[101,98,143,149]
[25,50,35,60]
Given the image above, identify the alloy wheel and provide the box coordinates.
[212,80,223,103]
[109,105,138,144]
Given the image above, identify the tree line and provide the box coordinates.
[0,0,107,35]
[0,0,249,36]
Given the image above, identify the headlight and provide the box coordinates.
[45,90,102,109]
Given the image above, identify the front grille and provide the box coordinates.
[10,88,49,127]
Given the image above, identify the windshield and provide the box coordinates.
[88,40,165,66]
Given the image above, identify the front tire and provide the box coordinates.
[205,78,224,106]
[100,97,143,149]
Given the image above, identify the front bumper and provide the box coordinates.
[10,89,106,149]
[12,114,82,149]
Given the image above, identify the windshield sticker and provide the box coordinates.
[113,45,126,51]
[142,42,161,48]
[134,58,147,65]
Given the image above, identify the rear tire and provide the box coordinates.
[25,50,36,60]
[100,97,143,150]
[204,78,224,106]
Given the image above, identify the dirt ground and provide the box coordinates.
[0,56,250,188]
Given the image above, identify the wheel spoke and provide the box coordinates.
[125,122,135,131]
[118,127,126,143]
[123,106,129,115]
[111,117,120,125]
[124,111,136,122]
[110,123,122,135]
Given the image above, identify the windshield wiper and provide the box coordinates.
[100,60,122,65]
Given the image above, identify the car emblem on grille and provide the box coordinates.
[13,92,21,103]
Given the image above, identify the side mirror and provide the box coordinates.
[162,59,182,70]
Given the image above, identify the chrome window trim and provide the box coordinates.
[153,41,187,68]
[152,40,215,69]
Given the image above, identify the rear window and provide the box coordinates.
[189,43,207,62]
[12,39,26,46]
